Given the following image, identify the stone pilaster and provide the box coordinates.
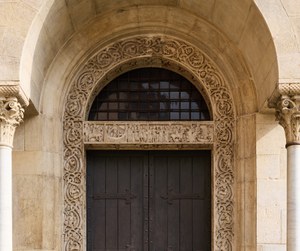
[0,97,24,147]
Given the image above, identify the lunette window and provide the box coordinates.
[88,68,211,121]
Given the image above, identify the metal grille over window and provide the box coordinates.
[88,68,211,121]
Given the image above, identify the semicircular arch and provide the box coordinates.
[21,1,277,114]
[63,34,235,251]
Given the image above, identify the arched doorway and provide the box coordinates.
[86,68,212,250]
[63,35,235,251]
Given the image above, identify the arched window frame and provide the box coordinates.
[88,68,211,121]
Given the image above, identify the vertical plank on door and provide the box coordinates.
[192,154,203,250]
[117,155,131,249]
[130,154,147,250]
[199,152,212,250]
[150,153,168,250]
[167,155,180,251]
[105,156,118,249]
[87,151,107,250]
[179,155,193,250]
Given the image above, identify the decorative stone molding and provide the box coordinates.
[279,83,300,96]
[63,35,235,251]
[0,97,24,147]
[84,121,214,147]
[0,81,29,107]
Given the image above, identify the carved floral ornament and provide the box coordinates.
[0,97,24,147]
[272,83,300,146]
[63,35,235,250]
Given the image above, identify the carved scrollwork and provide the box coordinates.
[276,96,300,145]
[0,97,24,147]
[63,35,235,251]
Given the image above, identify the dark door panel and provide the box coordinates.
[149,151,211,251]
[87,152,147,251]
[87,151,211,251]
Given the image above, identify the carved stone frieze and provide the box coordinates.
[276,95,300,146]
[0,97,24,147]
[63,35,235,251]
[83,121,214,146]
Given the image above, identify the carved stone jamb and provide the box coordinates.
[0,97,25,147]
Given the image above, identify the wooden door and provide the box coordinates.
[87,151,211,251]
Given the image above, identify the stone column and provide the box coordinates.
[274,84,300,251]
[0,97,24,251]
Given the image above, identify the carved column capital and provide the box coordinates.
[0,97,24,147]
[268,83,300,146]
[275,94,300,146]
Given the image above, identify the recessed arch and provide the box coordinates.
[63,34,235,250]
[22,1,278,113]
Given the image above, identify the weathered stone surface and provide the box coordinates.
[258,244,286,251]
[257,154,281,179]
[2,1,300,250]
[256,113,287,250]
[84,121,214,147]
[13,174,61,250]
[0,97,24,147]
[257,208,285,243]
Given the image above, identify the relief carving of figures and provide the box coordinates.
[105,124,126,141]
[84,122,214,145]
[83,123,104,142]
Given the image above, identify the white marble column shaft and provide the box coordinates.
[287,145,300,251]
[0,145,12,251]
[273,88,300,251]
[0,97,24,251]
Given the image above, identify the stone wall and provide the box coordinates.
[256,114,287,251]
[2,0,297,250]
[0,0,42,80]
[255,0,300,83]
[12,114,62,251]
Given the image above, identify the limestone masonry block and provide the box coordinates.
[257,154,281,179]
[257,208,283,243]
[258,179,286,208]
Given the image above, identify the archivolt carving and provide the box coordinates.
[63,35,235,251]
